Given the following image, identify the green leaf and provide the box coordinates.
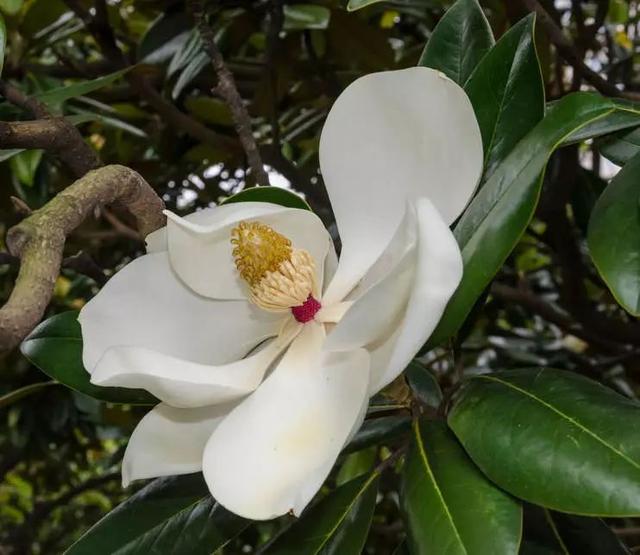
[448,368,640,516]
[548,511,630,554]
[344,414,411,454]
[0,12,6,78]
[336,447,377,486]
[171,51,208,100]
[426,93,620,349]
[221,186,311,211]
[66,473,248,555]
[137,12,191,64]
[346,0,387,10]
[264,473,379,555]
[185,96,234,127]
[21,311,157,405]
[599,126,640,165]
[588,152,640,315]
[419,0,494,85]
[283,5,331,31]
[35,68,131,108]
[0,0,22,16]
[564,105,640,144]
[0,148,24,162]
[10,149,42,187]
[405,360,442,408]
[401,419,522,555]
[465,14,544,176]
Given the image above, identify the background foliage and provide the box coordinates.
[2,0,640,553]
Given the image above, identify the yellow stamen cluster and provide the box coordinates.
[230,220,317,312]
[231,221,292,286]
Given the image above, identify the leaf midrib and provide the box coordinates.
[478,374,640,473]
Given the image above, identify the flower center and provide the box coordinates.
[231,220,320,317]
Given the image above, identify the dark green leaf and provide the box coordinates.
[138,12,191,64]
[465,14,544,176]
[599,125,640,165]
[221,186,311,210]
[419,0,494,85]
[550,511,629,554]
[35,68,131,107]
[264,473,378,555]
[344,414,411,454]
[66,473,248,555]
[426,93,620,349]
[401,419,521,555]
[0,381,57,409]
[565,106,640,144]
[588,151,640,315]
[21,312,157,405]
[448,368,640,516]
[405,360,442,408]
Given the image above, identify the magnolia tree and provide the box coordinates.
[1,0,640,553]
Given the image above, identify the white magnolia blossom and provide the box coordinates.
[79,67,483,520]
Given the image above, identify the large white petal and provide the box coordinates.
[165,204,332,300]
[320,67,482,304]
[122,402,234,486]
[79,252,281,372]
[91,321,300,408]
[368,198,463,393]
[324,202,418,351]
[202,323,370,520]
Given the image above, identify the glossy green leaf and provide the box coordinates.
[564,105,640,144]
[21,312,158,405]
[419,0,494,85]
[66,473,248,555]
[35,68,131,107]
[405,360,442,408]
[344,414,411,454]
[283,5,330,30]
[265,473,379,555]
[426,93,621,349]
[465,15,544,176]
[336,447,377,486]
[448,368,640,516]
[221,186,311,210]
[599,126,640,165]
[588,152,640,315]
[401,419,522,555]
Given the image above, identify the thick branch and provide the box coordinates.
[188,0,270,186]
[519,0,640,101]
[0,165,165,351]
[0,81,99,176]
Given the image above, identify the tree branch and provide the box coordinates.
[0,165,165,351]
[188,0,270,187]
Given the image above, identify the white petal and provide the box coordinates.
[79,252,281,372]
[202,323,370,520]
[165,203,332,299]
[324,202,418,351]
[91,322,301,408]
[122,402,234,486]
[368,198,463,393]
[320,67,482,304]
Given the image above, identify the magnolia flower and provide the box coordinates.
[79,66,482,520]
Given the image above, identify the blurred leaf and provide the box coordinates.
[426,93,622,349]
[599,126,640,165]
[0,0,22,16]
[401,419,522,555]
[283,4,330,30]
[10,149,42,186]
[0,12,5,78]
[549,511,630,554]
[168,29,202,79]
[448,368,640,516]
[35,68,131,108]
[588,151,640,315]
[465,14,544,176]
[185,96,234,126]
[66,474,248,555]
[405,361,442,408]
[221,186,311,210]
[171,51,208,100]
[138,12,191,64]
[21,311,158,405]
[0,147,24,162]
[419,0,494,85]
[264,473,378,555]
[344,414,411,454]
[347,0,387,10]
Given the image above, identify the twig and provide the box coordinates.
[0,165,165,351]
[0,80,100,176]
[519,0,640,101]
[188,0,270,186]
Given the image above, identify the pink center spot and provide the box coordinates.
[291,295,321,323]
